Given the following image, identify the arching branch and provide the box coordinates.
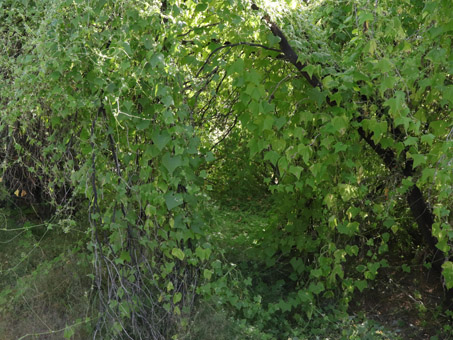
[252,2,452,305]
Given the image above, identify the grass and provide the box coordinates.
[0,205,94,339]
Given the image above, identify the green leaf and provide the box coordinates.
[289,165,303,179]
[421,168,435,183]
[307,87,326,106]
[264,150,280,166]
[290,257,304,274]
[338,184,357,201]
[443,85,453,104]
[195,3,208,12]
[368,39,377,55]
[203,269,213,280]
[274,116,287,130]
[358,12,373,25]
[106,83,117,93]
[162,95,174,107]
[297,144,311,164]
[271,138,286,152]
[322,75,336,89]
[120,251,131,263]
[345,245,359,256]
[150,53,165,68]
[122,42,133,55]
[421,134,435,145]
[228,59,244,75]
[442,261,453,289]
[334,142,348,153]
[165,192,183,210]
[298,290,313,303]
[171,248,185,261]
[379,76,397,94]
[162,153,182,174]
[375,58,393,73]
[354,280,368,292]
[279,300,292,312]
[263,116,274,130]
[363,119,388,143]
[395,116,411,132]
[430,120,449,137]
[403,136,418,146]
[205,151,215,162]
[337,221,359,236]
[299,111,313,122]
[64,326,75,339]
[310,268,323,278]
[267,33,281,46]
[173,292,182,304]
[153,131,171,151]
[302,65,316,78]
[308,282,325,295]
[136,119,150,130]
[196,247,211,261]
[143,37,153,50]
[410,153,426,168]
[384,91,406,117]
[331,115,348,134]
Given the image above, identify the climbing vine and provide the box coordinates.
[1,0,452,338]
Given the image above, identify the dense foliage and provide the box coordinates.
[1,0,452,338]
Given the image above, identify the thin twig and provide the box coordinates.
[196,42,281,77]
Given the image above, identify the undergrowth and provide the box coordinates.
[2,197,452,339]
[0,205,94,340]
[196,197,402,340]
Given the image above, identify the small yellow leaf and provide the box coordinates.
[14,189,27,197]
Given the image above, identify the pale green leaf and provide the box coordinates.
[64,326,75,339]
[171,248,185,261]
[173,292,182,304]
[442,261,453,289]
[203,269,213,280]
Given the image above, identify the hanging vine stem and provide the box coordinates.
[100,102,137,265]
[89,105,107,339]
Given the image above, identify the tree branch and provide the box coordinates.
[253,3,451,303]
